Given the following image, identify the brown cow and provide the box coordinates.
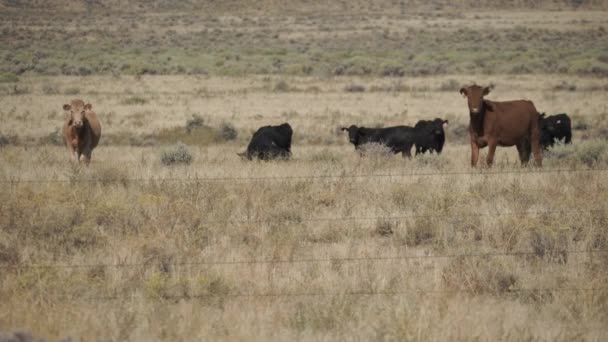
[459,85,542,167]
[62,99,101,164]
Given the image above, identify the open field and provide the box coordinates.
[1,1,608,341]
[1,74,608,340]
[1,2,608,78]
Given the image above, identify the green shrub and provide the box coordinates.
[39,128,63,146]
[344,83,365,92]
[42,83,60,95]
[63,87,80,95]
[185,115,205,133]
[273,79,290,92]
[217,122,238,141]
[0,72,19,83]
[160,142,193,166]
[120,96,148,105]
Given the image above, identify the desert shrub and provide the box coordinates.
[39,128,63,146]
[0,72,18,83]
[273,79,290,92]
[41,82,60,94]
[185,114,205,133]
[216,122,238,141]
[375,220,395,236]
[406,215,440,246]
[11,84,30,95]
[310,150,340,162]
[0,133,18,147]
[553,80,577,91]
[344,83,365,92]
[120,96,148,105]
[160,142,193,166]
[413,153,450,169]
[0,243,19,265]
[530,229,569,263]
[63,87,80,95]
[544,140,607,166]
[576,140,608,166]
[438,79,460,91]
[358,142,393,157]
[442,257,518,295]
[447,122,469,143]
[380,64,405,77]
[91,165,131,186]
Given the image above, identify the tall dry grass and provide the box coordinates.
[1,69,608,342]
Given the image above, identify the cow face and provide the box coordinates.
[341,125,361,145]
[63,101,92,129]
[459,85,490,114]
[432,118,448,134]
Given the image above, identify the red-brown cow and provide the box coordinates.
[459,85,542,167]
[62,99,102,164]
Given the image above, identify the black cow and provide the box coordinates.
[341,125,415,157]
[539,113,572,149]
[238,123,293,160]
[413,118,448,155]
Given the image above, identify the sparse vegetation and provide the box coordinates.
[160,142,193,165]
[1,2,608,341]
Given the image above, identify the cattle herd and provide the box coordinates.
[62,85,573,166]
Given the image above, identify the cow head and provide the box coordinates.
[341,125,361,145]
[63,100,91,129]
[538,113,557,147]
[459,85,490,115]
[432,118,448,134]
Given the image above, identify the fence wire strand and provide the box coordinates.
[2,167,608,184]
[3,248,606,270]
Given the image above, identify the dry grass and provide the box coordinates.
[2,3,608,341]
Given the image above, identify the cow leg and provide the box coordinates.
[80,151,92,165]
[516,140,531,166]
[565,132,572,144]
[470,141,479,167]
[486,141,497,167]
[530,124,543,167]
[403,144,413,158]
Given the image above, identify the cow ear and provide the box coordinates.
[341,127,348,131]
[443,120,449,125]
[483,87,491,96]
[540,113,546,118]
[63,104,71,111]
[459,87,467,97]
[84,103,92,110]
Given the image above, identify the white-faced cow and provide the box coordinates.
[62,99,102,164]
[459,85,542,167]
[539,113,572,149]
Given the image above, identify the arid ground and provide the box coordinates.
[1,1,608,341]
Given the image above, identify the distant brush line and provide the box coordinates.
[23,287,608,303]
[2,248,606,270]
[1,167,607,184]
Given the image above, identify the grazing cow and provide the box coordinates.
[238,123,293,160]
[62,99,101,164]
[459,85,542,167]
[539,113,572,149]
[413,118,449,155]
[341,125,415,157]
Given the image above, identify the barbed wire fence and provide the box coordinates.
[1,167,607,184]
[2,168,607,302]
